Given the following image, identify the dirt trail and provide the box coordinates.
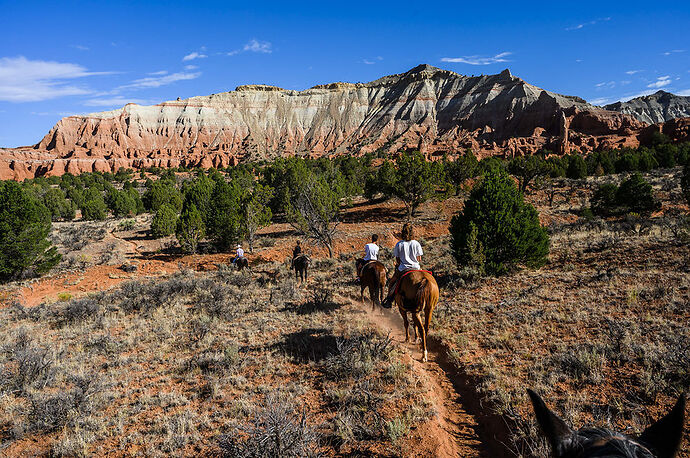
[342,295,487,457]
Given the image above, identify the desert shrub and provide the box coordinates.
[323,332,392,380]
[0,181,61,281]
[450,167,549,276]
[151,204,178,238]
[218,395,321,458]
[176,204,205,253]
[80,188,107,221]
[0,333,57,394]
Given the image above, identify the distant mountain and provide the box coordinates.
[605,90,690,124]
[0,64,664,180]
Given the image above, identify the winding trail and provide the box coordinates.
[341,294,488,457]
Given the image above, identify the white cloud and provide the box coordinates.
[0,56,112,102]
[647,76,671,89]
[566,17,611,31]
[118,71,201,90]
[147,70,168,76]
[243,39,272,53]
[362,59,376,65]
[182,52,207,61]
[227,39,273,56]
[72,45,89,51]
[83,96,152,107]
[440,52,512,65]
[595,81,616,89]
[589,97,611,105]
[663,49,685,56]
[676,89,690,96]
[625,70,642,75]
[184,65,198,70]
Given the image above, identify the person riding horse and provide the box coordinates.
[382,223,423,308]
[232,244,245,265]
[291,240,302,268]
[356,234,380,283]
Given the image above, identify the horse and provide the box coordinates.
[357,260,387,311]
[528,389,686,458]
[235,257,249,271]
[292,254,310,283]
[382,270,438,362]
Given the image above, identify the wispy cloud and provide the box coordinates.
[0,56,113,102]
[72,45,89,51]
[663,49,685,56]
[440,52,512,65]
[147,70,168,76]
[361,56,383,65]
[595,81,616,90]
[625,70,642,75]
[83,96,152,107]
[182,51,207,61]
[227,39,273,56]
[589,97,612,106]
[647,75,671,89]
[184,65,198,70]
[118,71,201,90]
[565,17,611,31]
[676,89,690,96]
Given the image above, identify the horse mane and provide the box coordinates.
[567,428,655,458]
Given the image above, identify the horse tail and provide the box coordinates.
[376,267,387,305]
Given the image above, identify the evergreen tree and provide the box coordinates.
[206,180,243,251]
[176,204,205,253]
[566,155,587,179]
[143,179,182,213]
[616,173,658,214]
[151,204,178,238]
[243,183,273,253]
[80,188,107,220]
[0,181,61,281]
[392,150,442,218]
[449,168,549,275]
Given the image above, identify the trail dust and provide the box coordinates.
[341,294,487,457]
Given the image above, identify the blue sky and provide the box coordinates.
[0,0,688,147]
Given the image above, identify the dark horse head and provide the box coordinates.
[528,389,685,458]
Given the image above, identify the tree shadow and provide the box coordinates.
[276,328,338,363]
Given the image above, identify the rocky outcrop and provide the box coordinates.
[0,64,655,180]
[605,90,690,124]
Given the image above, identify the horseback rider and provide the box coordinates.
[382,223,423,307]
[356,234,379,282]
[291,240,302,267]
[232,244,245,265]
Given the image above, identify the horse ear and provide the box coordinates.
[639,394,686,458]
[527,389,573,457]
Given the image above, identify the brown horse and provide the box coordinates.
[293,254,310,283]
[235,257,249,271]
[383,270,438,362]
[357,260,387,311]
[528,389,685,458]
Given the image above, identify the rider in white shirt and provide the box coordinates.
[356,234,379,281]
[383,224,423,307]
[232,244,245,264]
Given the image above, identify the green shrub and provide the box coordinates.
[151,204,178,238]
[43,188,75,221]
[105,188,138,217]
[143,179,182,213]
[80,188,107,221]
[591,183,619,216]
[616,173,658,214]
[0,181,61,281]
[566,155,587,179]
[450,168,549,276]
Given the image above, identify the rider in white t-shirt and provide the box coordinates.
[383,224,423,307]
[356,234,380,282]
[232,244,245,264]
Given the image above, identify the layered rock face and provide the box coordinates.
[605,90,690,124]
[0,64,654,180]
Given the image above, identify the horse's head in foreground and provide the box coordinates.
[528,389,685,458]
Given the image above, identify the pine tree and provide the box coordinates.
[176,204,205,253]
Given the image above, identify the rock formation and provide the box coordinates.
[605,90,690,124]
[0,64,662,180]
